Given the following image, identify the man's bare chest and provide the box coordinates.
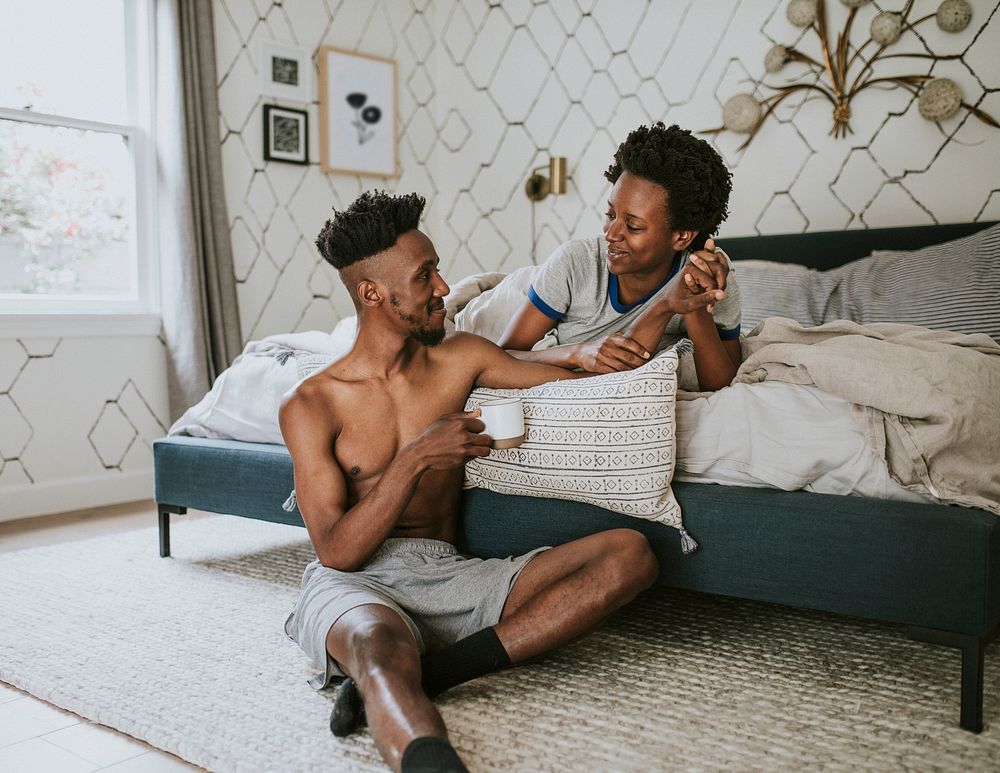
[333,377,474,485]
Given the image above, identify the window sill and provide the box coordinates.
[0,313,162,339]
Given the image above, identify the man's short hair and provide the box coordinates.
[315,190,426,269]
[605,123,732,251]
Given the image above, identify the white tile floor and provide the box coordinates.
[0,502,206,772]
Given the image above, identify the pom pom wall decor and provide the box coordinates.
[705,0,998,150]
[936,0,973,31]
[870,11,903,45]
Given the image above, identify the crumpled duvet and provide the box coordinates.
[168,322,359,443]
[735,317,1000,514]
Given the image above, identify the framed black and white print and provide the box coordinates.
[258,40,313,104]
[318,46,397,177]
[263,105,308,165]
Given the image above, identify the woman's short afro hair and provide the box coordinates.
[315,190,426,269]
[605,123,732,251]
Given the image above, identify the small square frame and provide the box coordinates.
[258,40,313,104]
[263,104,309,165]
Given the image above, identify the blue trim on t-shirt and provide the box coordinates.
[527,285,564,321]
[608,251,683,313]
[718,323,742,341]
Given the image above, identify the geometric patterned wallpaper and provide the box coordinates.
[2,0,997,519]
[214,0,1000,341]
[0,335,168,521]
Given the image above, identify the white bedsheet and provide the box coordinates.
[675,382,928,502]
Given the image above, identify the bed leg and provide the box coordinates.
[157,504,186,558]
[908,626,987,733]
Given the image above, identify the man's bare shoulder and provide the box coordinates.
[278,370,343,439]
[439,330,503,355]
[428,331,508,372]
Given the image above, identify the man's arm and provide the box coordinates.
[279,386,490,571]
[451,332,588,389]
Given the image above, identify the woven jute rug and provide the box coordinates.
[1,515,998,772]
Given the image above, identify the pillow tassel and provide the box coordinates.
[282,490,298,512]
[273,346,295,366]
[678,527,699,555]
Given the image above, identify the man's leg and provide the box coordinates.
[419,528,658,696]
[326,604,466,773]
[495,527,659,662]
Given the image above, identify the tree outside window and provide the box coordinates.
[0,117,132,296]
[0,0,153,314]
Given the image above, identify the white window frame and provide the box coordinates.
[0,0,159,338]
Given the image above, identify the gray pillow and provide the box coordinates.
[822,223,1000,342]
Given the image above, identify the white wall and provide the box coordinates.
[215,0,1000,341]
[0,335,168,522]
[3,0,997,520]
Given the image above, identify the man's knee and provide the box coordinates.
[334,614,421,685]
[597,528,659,594]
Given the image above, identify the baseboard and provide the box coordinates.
[0,470,154,522]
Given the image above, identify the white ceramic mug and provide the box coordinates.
[479,397,525,449]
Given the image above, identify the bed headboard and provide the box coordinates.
[721,221,997,271]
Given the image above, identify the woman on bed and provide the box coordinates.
[498,122,741,392]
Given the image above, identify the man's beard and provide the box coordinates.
[390,295,446,346]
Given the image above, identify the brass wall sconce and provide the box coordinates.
[525,156,567,201]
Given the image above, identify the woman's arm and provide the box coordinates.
[497,301,561,360]
[625,243,740,390]
[625,290,735,390]
[629,298,738,390]
[498,300,650,372]
[623,261,721,356]
[683,311,741,390]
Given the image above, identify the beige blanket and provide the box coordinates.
[735,318,1000,514]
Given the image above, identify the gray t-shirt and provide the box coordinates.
[528,236,742,353]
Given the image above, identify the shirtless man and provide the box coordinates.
[279,191,660,773]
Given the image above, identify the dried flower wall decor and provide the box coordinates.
[705,0,998,150]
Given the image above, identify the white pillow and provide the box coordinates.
[463,343,696,553]
[452,264,538,343]
[168,350,299,444]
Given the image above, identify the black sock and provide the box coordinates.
[328,677,365,737]
[420,627,511,698]
[400,737,468,773]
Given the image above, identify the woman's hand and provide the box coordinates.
[649,239,729,316]
[685,239,730,311]
[574,334,650,373]
[654,264,724,316]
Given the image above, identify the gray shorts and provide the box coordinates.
[284,538,548,688]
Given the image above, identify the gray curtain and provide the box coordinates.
[157,0,243,421]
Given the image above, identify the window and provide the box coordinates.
[0,0,157,335]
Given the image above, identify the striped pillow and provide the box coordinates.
[462,343,697,554]
[822,223,1000,342]
[734,260,828,331]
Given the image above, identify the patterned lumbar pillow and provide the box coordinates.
[463,342,696,554]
